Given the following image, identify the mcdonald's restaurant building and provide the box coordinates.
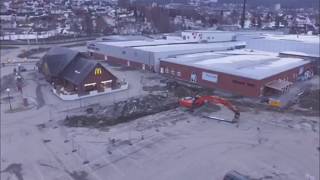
[38,47,118,96]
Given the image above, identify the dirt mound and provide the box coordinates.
[143,85,167,92]
[64,94,179,128]
[299,89,320,111]
[166,81,212,98]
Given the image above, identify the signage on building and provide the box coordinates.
[202,72,218,83]
[95,68,102,75]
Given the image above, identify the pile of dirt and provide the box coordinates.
[166,81,212,98]
[143,85,167,92]
[64,94,179,128]
[299,89,320,111]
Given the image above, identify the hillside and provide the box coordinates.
[217,0,319,8]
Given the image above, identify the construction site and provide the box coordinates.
[0,31,319,180]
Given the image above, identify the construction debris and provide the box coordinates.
[64,94,178,128]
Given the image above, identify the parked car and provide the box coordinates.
[18,65,27,72]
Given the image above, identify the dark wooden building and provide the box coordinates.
[38,47,118,95]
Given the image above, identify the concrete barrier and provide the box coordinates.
[52,83,129,101]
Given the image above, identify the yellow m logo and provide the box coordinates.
[95,68,102,75]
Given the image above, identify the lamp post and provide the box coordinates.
[6,88,12,111]
[241,0,247,29]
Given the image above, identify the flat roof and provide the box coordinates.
[133,41,246,53]
[280,51,320,58]
[263,34,320,44]
[161,49,309,80]
[96,39,198,47]
[172,49,277,59]
[183,30,234,33]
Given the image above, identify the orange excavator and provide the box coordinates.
[179,95,240,123]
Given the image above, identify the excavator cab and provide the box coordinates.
[179,97,195,109]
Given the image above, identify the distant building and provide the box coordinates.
[88,37,245,72]
[181,30,236,42]
[38,47,119,97]
[274,3,281,11]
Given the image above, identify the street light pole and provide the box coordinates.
[241,0,247,29]
[6,88,12,111]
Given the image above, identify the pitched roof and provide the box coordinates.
[61,57,99,85]
[41,47,115,85]
[41,47,79,76]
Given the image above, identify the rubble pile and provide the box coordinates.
[64,94,179,128]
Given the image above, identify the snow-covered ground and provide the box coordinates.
[1,99,319,180]
[1,44,319,180]
[263,34,320,44]
[1,68,319,180]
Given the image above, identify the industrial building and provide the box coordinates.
[87,38,246,72]
[159,49,314,97]
[279,51,320,74]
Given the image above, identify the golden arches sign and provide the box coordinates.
[95,68,102,75]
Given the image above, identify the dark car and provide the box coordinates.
[18,65,27,72]
[223,170,251,180]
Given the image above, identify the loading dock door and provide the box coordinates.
[264,80,293,94]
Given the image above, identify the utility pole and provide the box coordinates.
[241,0,247,29]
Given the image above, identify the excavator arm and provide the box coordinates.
[179,95,240,120]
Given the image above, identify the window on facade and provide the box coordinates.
[190,72,197,82]
[122,51,126,55]
[177,71,181,77]
[171,70,175,75]
[165,67,169,73]
[232,80,245,85]
[160,67,164,74]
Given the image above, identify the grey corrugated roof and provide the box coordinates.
[61,57,98,85]
[41,47,79,76]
